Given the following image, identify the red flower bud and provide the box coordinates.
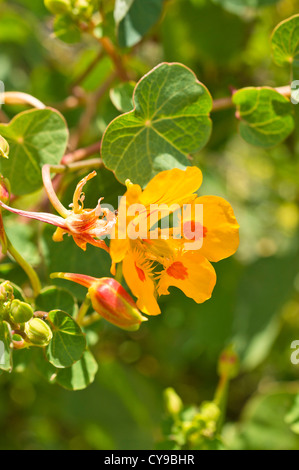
[51,273,148,331]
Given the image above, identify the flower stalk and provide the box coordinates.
[6,238,41,297]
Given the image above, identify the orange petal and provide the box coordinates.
[122,250,161,316]
[186,196,239,262]
[158,251,216,304]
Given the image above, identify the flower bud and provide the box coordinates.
[73,0,94,17]
[0,136,9,159]
[44,0,72,14]
[164,388,183,416]
[10,299,33,324]
[25,318,53,347]
[0,175,10,204]
[0,281,14,303]
[218,345,239,380]
[0,281,14,318]
[51,272,148,331]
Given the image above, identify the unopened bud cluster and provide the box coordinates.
[44,0,96,20]
[0,280,52,348]
[0,281,14,318]
[24,318,53,347]
[10,299,34,324]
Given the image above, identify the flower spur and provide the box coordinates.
[0,168,116,252]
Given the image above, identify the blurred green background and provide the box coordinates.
[1,0,299,450]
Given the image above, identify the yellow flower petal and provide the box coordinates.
[187,196,239,262]
[110,183,143,263]
[140,167,202,208]
[158,251,216,303]
[122,249,161,316]
[110,238,130,264]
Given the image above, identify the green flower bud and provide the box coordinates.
[25,318,53,347]
[164,388,183,416]
[10,300,33,324]
[218,345,239,380]
[72,0,94,18]
[0,281,14,303]
[44,0,72,15]
[0,136,9,159]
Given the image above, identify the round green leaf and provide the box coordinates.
[271,14,299,67]
[45,309,86,369]
[233,87,294,148]
[0,108,69,195]
[101,62,212,186]
[35,286,78,318]
[110,81,135,113]
[55,350,98,391]
[116,0,164,48]
[114,0,135,23]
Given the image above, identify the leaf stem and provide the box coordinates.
[213,373,229,433]
[62,142,102,165]
[71,49,105,88]
[212,85,292,112]
[98,36,129,82]
[6,237,41,297]
[76,293,91,325]
[3,92,46,109]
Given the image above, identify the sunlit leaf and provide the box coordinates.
[110,82,135,113]
[0,108,68,195]
[35,286,78,318]
[271,14,299,67]
[116,0,164,48]
[101,62,212,186]
[45,310,86,368]
[55,350,98,391]
[233,87,294,147]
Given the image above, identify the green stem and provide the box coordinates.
[213,373,229,433]
[6,238,41,297]
[48,158,103,175]
[81,311,101,327]
[76,293,91,326]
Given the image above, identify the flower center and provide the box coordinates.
[167,262,188,280]
[183,221,207,240]
[135,262,146,282]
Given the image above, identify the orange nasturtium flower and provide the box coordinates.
[110,167,239,316]
[0,168,116,252]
